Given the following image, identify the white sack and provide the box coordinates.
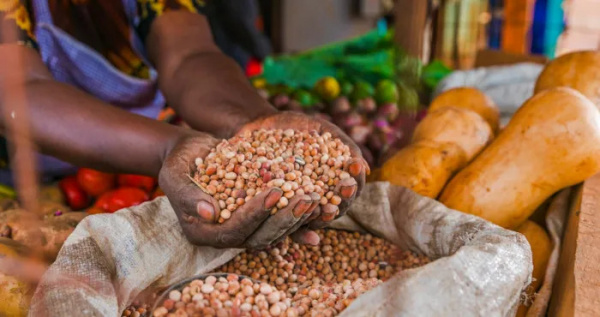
[29,183,532,317]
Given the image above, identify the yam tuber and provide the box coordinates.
[377,141,466,198]
[535,51,600,107]
[429,87,500,132]
[514,221,552,317]
[412,107,493,160]
[439,87,600,228]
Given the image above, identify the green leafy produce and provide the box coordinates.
[375,79,399,104]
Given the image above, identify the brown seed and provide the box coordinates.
[330,196,342,206]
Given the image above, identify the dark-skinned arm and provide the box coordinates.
[146,11,277,139]
[0,44,194,176]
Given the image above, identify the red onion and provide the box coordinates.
[270,94,290,109]
[377,103,399,121]
[284,100,304,112]
[335,111,364,130]
[329,96,352,115]
[355,98,377,114]
[348,124,372,145]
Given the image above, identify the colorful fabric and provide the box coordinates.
[0,0,206,78]
[0,0,208,181]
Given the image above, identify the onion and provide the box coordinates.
[284,100,304,112]
[334,111,364,130]
[270,94,290,109]
[355,98,377,114]
[348,124,372,145]
[329,96,352,115]
[377,103,399,121]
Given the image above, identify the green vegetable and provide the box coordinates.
[350,81,375,102]
[340,81,354,96]
[375,79,399,104]
[292,90,314,107]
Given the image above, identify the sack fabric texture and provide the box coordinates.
[29,182,533,317]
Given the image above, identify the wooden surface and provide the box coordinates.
[394,0,428,58]
[549,174,600,316]
[474,49,548,67]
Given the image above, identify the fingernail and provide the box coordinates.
[322,205,338,222]
[197,200,215,222]
[349,162,362,177]
[265,189,283,209]
[293,200,312,218]
[303,231,321,245]
[340,185,356,199]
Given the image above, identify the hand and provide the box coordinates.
[237,112,370,245]
[159,133,321,249]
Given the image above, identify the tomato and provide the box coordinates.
[94,187,149,213]
[86,206,106,215]
[76,168,116,197]
[59,176,90,210]
[151,187,165,199]
[117,174,156,193]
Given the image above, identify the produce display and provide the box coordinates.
[193,129,352,221]
[374,104,494,198]
[535,51,600,107]
[439,88,600,229]
[58,168,163,214]
[149,229,429,317]
[254,77,422,168]
[5,42,600,317]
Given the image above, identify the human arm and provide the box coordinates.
[146,11,277,139]
[145,11,368,246]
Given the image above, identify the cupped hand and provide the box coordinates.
[237,111,370,245]
[159,133,321,249]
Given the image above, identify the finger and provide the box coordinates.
[182,189,276,248]
[271,192,320,244]
[271,212,312,246]
[159,150,220,229]
[290,228,321,245]
[244,194,314,250]
[308,204,339,230]
[334,177,358,219]
[344,157,366,197]
[219,188,281,239]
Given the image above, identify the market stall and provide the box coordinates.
[1,1,600,316]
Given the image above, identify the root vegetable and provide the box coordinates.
[534,51,600,107]
[440,88,600,228]
[377,141,466,198]
[429,87,500,133]
[412,107,493,160]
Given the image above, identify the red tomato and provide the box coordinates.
[117,174,157,193]
[152,187,165,199]
[76,168,116,197]
[86,206,106,215]
[94,187,149,213]
[59,176,90,210]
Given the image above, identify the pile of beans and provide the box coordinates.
[194,129,352,223]
[149,229,429,317]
